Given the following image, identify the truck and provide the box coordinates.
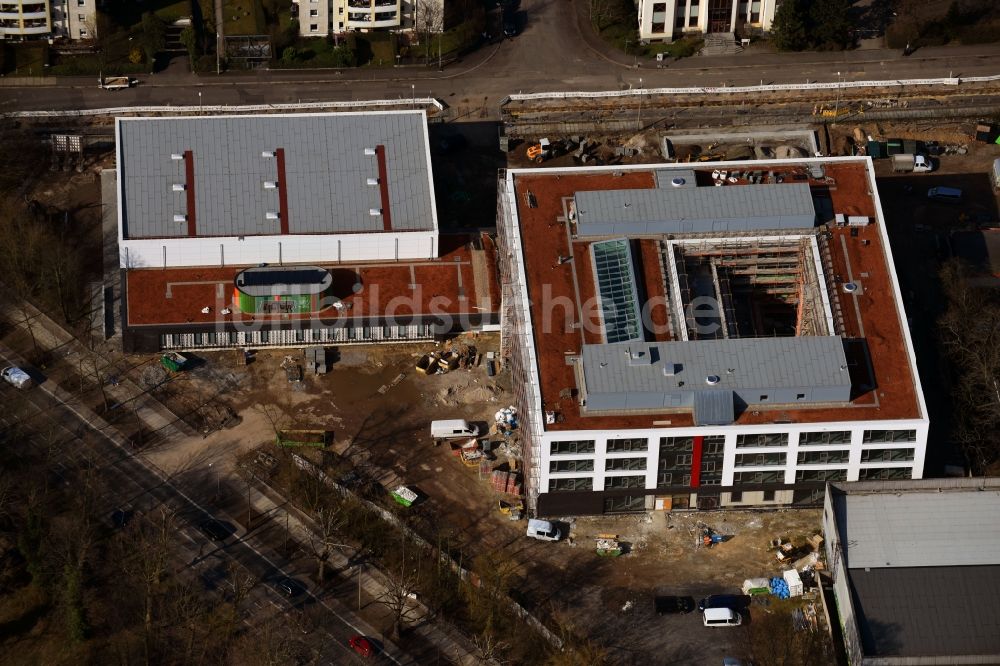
[99,75,137,90]
[891,153,934,173]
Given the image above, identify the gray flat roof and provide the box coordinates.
[849,565,1000,658]
[835,490,1000,569]
[574,183,816,236]
[579,337,851,417]
[117,112,435,239]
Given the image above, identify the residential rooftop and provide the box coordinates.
[507,160,922,431]
[116,111,435,240]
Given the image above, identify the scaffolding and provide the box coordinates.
[665,236,835,340]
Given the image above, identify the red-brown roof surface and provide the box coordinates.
[510,162,921,432]
[125,234,495,326]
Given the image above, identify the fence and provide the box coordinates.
[3,97,444,119]
[501,74,1000,104]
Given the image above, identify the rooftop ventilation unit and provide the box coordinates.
[173,214,187,223]
[170,153,184,161]
[662,363,678,377]
[265,212,280,221]
[369,208,382,216]
[171,183,185,192]
[261,150,276,158]
[364,148,377,156]
[705,375,720,386]
[627,347,654,366]
[367,177,379,186]
[264,181,277,189]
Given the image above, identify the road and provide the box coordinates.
[0,345,409,665]
[2,0,999,115]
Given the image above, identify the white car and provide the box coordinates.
[1,366,33,389]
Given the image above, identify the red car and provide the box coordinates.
[348,635,373,658]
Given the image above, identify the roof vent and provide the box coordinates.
[705,375,720,385]
[369,208,382,216]
[670,177,686,187]
[173,214,187,223]
[170,153,184,161]
[367,177,380,186]
[662,363,677,377]
[263,181,277,189]
[627,348,653,366]
[261,150,276,158]
[364,147,377,156]
[265,212,279,221]
[843,282,858,293]
[171,183,185,192]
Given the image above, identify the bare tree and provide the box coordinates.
[309,504,349,583]
[376,546,422,639]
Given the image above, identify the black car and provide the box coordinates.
[654,595,696,615]
[273,577,305,597]
[198,518,230,541]
[697,594,751,612]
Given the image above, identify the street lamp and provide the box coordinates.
[637,77,643,130]
[834,71,842,117]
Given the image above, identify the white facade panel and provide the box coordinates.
[120,230,437,269]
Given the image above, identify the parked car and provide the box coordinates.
[272,577,305,597]
[526,518,561,541]
[654,595,696,614]
[198,518,230,541]
[348,635,374,658]
[430,419,480,439]
[698,594,751,612]
[2,366,34,389]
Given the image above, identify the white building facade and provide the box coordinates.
[0,0,95,40]
[638,0,780,43]
[294,0,441,37]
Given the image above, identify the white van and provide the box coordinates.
[703,607,742,627]
[430,419,480,439]
[1,366,33,389]
[526,519,562,541]
[927,186,962,203]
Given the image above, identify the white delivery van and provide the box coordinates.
[1,366,33,389]
[703,607,742,627]
[526,519,562,541]
[430,419,480,439]
[927,186,962,203]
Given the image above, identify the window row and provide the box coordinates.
[549,458,647,473]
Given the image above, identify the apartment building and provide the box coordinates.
[496,158,928,516]
[294,0,442,37]
[638,0,779,42]
[0,0,95,40]
[105,111,498,352]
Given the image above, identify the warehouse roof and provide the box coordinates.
[116,111,436,239]
[834,489,1000,569]
[574,182,816,236]
[579,337,851,418]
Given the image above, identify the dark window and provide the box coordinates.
[760,394,769,402]
[730,491,743,502]
[796,469,847,482]
[735,433,788,448]
[857,467,913,481]
[607,438,648,453]
[606,457,646,471]
[797,450,850,465]
[660,437,694,452]
[799,431,852,446]
[704,440,725,455]
[548,477,593,492]
[734,452,786,467]
[862,430,917,444]
[604,495,645,513]
[605,475,644,490]
[676,453,692,466]
[762,490,776,501]
[550,440,596,455]
[733,471,782,484]
[860,448,915,463]
[550,459,594,473]
[796,393,806,400]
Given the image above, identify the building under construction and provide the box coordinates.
[497,158,928,516]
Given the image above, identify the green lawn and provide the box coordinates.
[220,0,265,35]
